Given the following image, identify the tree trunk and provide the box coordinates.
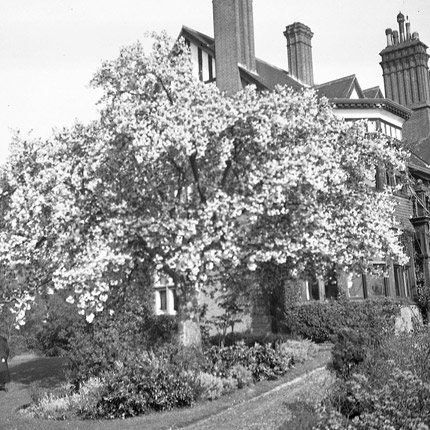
[177,284,202,348]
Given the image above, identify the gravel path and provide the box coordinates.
[182,366,333,430]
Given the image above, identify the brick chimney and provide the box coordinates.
[380,13,430,107]
[212,0,256,94]
[380,13,430,144]
[283,22,314,86]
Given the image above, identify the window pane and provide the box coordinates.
[366,274,386,297]
[349,275,365,298]
[394,265,403,297]
[159,290,167,311]
[308,279,320,300]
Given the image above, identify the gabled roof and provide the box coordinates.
[363,86,384,98]
[254,59,304,92]
[314,75,365,99]
[179,26,303,93]
[181,26,215,56]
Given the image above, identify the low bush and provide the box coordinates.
[317,325,430,428]
[316,368,430,429]
[329,328,373,380]
[276,339,318,365]
[228,364,253,388]
[208,331,291,348]
[204,342,294,382]
[25,336,316,420]
[66,314,178,388]
[283,297,400,343]
[24,378,103,420]
[98,364,199,419]
[198,372,225,400]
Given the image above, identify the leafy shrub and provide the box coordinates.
[329,328,372,380]
[316,369,430,429]
[96,359,199,419]
[24,378,105,420]
[221,376,238,394]
[283,297,400,343]
[198,372,225,400]
[143,314,178,348]
[278,401,320,430]
[204,342,293,382]
[276,339,318,365]
[209,331,291,348]
[228,364,253,388]
[66,314,179,388]
[317,326,430,428]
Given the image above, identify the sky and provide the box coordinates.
[1,0,430,165]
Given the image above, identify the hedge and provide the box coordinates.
[282,297,401,343]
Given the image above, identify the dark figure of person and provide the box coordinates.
[0,336,10,391]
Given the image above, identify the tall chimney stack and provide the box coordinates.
[380,13,430,107]
[212,0,256,94]
[283,22,314,86]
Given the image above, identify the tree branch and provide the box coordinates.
[189,153,206,204]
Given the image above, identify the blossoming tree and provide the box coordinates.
[0,34,408,346]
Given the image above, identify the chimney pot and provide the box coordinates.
[397,11,406,42]
[406,21,411,40]
[393,30,399,45]
[385,28,393,46]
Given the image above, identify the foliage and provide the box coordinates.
[210,289,248,345]
[276,339,318,364]
[25,378,106,420]
[24,338,316,420]
[329,328,373,380]
[228,364,253,388]
[66,313,177,388]
[209,331,293,348]
[316,369,430,429]
[203,342,294,382]
[197,372,238,400]
[0,33,408,348]
[97,362,199,419]
[278,401,320,430]
[283,297,400,342]
[27,292,86,356]
[316,325,430,429]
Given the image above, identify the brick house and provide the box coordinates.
[156,2,430,331]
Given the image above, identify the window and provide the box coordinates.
[348,274,365,299]
[365,273,388,297]
[158,290,167,312]
[324,267,338,299]
[394,265,412,298]
[307,277,320,300]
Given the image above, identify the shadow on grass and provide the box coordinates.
[9,357,68,389]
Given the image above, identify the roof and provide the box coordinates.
[181,26,215,56]
[410,135,430,166]
[179,26,411,121]
[180,26,303,93]
[363,86,384,98]
[331,98,412,120]
[314,75,364,99]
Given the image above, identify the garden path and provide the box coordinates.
[182,366,333,430]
